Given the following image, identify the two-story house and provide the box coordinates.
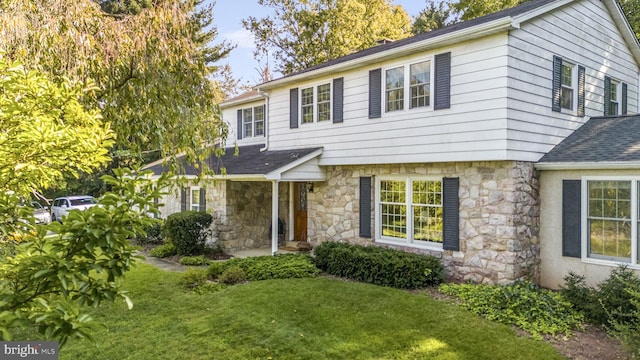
[146,0,640,287]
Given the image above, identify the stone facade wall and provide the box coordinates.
[307,161,540,285]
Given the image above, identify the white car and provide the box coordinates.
[51,195,97,222]
[31,201,52,224]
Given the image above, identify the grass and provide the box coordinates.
[19,264,563,359]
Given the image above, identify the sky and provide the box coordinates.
[211,0,428,86]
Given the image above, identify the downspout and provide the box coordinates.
[258,89,270,152]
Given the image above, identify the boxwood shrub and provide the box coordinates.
[207,254,319,281]
[162,211,212,255]
[313,242,444,289]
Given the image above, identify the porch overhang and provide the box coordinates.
[143,144,326,182]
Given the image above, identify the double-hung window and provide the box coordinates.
[242,108,253,138]
[608,80,620,116]
[376,176,443,248]
[583,178,640,263]
[190,187,201,211]
[300,83,331,123]
[385,60,432,113]
[254,105,265,136]
[239,106,265,138]
[560,61,575,111]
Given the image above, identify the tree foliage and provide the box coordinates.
[0,0,231,170]
[618,0,640,40]
[243,0,412,75]
[0,56,166,344]
[412,0,457,34]
[450,0,528,21]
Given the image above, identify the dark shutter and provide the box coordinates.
[442,177,459,251]
[552,55,562,112]
[577,65,585,116]
[622,82,628,115]
[180,188,187,212]
[562,180,581,258]
[237,109,243,140]
[359,177,372,238]
[368,69,382,119]
[434,52,451,110]
[604,76,611,116]
[333,77,344,123]
[290,88,299,128]
[199,188,206,212]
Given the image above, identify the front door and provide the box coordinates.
[294,183,308,241]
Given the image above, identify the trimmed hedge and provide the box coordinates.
[207,254,319,281]
[162,211,212,255]
[313,242,444,289]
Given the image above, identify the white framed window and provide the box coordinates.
[375,176,443,249]
[582,177,640,264]
[560,61,576,111]
[254,105,265,136]
[242,108,253,138]
[608,79,620,116]
[300,83,331,124]
[384,60,433,113]
[190,187,201,211]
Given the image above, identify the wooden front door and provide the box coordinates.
[294,183,308,241]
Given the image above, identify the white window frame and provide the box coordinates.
[581,176,640,267]
[299,82,332,124]
[560,60,577,114]
[240,106,265,138]
[608,79,621,116]
[375,175,443,251]
[382,58,434,114]
[190,186,201,212]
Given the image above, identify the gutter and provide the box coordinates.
[535,161,640,171]
[258,89,270,152]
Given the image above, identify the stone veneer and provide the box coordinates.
[160,181,291,252]
[307,161,540,285]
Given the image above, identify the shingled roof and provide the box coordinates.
[144,144,323,177]
[538,114,640,165]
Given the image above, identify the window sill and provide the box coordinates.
[376,237,443,252]
[580,257,640,269]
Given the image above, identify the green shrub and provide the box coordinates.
[162,211,212,255]
[179,255,210,266]
[218,266,246,285]
[313,242,444,289]
[134,222,163,245]
[148,243,177,258]
[440,281,583,339]
[207,262,225,279]
[560,272,599,322]
[181,268,208,290]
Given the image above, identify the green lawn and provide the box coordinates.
[28,264,563,359]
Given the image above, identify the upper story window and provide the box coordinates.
[237,105,265,139]
[560,62,574,110]
[300,83,331,124]
[384,60,432,113]
[609,80,619,115]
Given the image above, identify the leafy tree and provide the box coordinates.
[412,0,457,34]
[450,0,528,21]
[0,0,231,173]
[618,0,640,40]
[0,56,166,344]
[243,0,412,75]
[96,0,153,15]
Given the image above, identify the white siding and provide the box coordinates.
[268,34,512,165]
[506,0,640,160]
[221,99,266,147]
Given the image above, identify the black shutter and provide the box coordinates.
[333,77,344,123]
[622,82,628,115]
[552,55,562,112]
[237,109,243,140]
[290,88,299,128]
[562,180,581,258]
[180,188,187,212]
[442,177,459,251]
[199,188,206,212]
[434,52,451,110]
[359,177,372,238]
[577,65,585,116]
[604,76,611,116]
[368,69,381,119]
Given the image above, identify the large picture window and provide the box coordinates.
[377,176,442,248]
[584,179,639,263]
